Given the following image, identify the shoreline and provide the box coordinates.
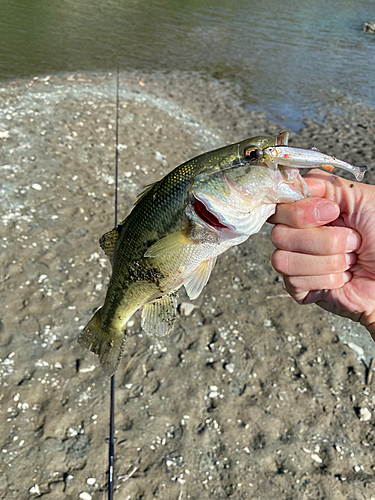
[1,68,375,133]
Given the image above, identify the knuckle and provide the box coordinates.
[285,276,301,294]
[290,290,307,305]
[330,273,343,287]
[331,254,347,271]
[271,249,288,274]
[293,204,307,226]
[270,225,280,247]
[294,198,318,227]
[323,232,340,254]
[323,229,347,255]
[270,225,288,249]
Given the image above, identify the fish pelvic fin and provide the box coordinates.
[184,257,216,300]
[78,308,126,376]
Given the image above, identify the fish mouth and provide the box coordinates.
[191,131,309,236]
[193,198,229,230]
[262,131,288,170]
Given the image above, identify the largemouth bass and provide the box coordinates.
[79,132,366,375]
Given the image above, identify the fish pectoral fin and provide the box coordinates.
[99,227,120,261]
[184,257,216,300]
[141,292,178,336]
[144,230,191,258]
[78,308,126,376]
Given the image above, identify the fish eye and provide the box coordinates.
[244,147,263,161]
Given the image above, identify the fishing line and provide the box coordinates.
[108,62,120,500]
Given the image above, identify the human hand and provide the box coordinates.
[269,169,375,340]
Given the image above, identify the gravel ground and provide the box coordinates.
[1,71,375,500]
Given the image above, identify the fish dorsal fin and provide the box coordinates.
[144,230,191,258]
[184,257,216,300]
[117,181,161,226]
[136,181,159,200]
[99,227,120,261]
[141,292,178,336]
[134,181,160,207]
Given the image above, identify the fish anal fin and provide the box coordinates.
[184,257,216,300]
[141,292,178,336]
[99,227,120,261]
[78,308,126,376]
[144,230,191,258]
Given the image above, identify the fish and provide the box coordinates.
[78,131,366,376]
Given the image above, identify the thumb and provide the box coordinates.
[268,196,339,228]
[303,169,369,221]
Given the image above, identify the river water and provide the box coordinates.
[1,0,374,128]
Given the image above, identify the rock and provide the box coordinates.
[179,302,196,316]
[29,484,40,495]
[346,342,365,358]
[311,453,323,464]
[79,493,92,500]
[363,22,375,34]
[359,407,372,422]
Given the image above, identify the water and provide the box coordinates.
[1,0,374,128]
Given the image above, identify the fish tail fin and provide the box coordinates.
[78,308,126,376]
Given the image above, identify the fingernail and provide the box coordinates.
[346,231,360,252]
[343,271,351,284]
[316,201,339,223]
[346,253,356,266]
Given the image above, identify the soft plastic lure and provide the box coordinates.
[263,146,367,182]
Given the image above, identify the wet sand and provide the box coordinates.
[1,71,375,500]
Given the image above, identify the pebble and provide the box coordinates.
[31,183,42,191]
[86,477,96,485]
[179,302,196,316]
[155,150,167,164]
[346,342,365,358]
[359,407,372,422]
[79,365,96,373]
[208,385,219,398]
[311,453,323,464]
[29,484,40,495]
[363,21,375,34]
[67,427,78,437]
[225,363,235,374]
[79,493,92,500]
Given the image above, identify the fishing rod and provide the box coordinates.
[108,62,120,500]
